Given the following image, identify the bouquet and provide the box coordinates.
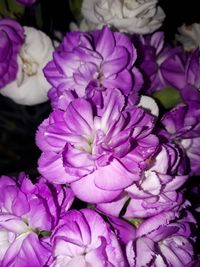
[0,0,200,266]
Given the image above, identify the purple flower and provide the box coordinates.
[16,0,36,6]
[36,89,158,203]
[137,31,187,93]
[0,19,24,89]
[107,216,136,245]
[0,173,74,266]
[97,143,188,218]
[126,211,195,266]
[49,209,127,266]
[160,103,200,174]
[44,26,143,108]
[185,49,200,90]
[180,49,200,104]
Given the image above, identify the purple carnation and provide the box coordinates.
[180,49,200,103]
[137,31,187,93]
[126,211,195,266]
[49,209,127,266]
[179,51,200,176]
[44,26,143,108]
[97,143,188,218]
[36,89,158,203]
[185,49,200,90]
[160,103,200,174]
[0,173,74,266]
[16,0,36,6]
[0,19,24,89]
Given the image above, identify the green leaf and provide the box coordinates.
[39,230,51,237]
[153,86,182,109]
[0,0,25,19]
[127,218,143,228]
[87,203,95,209]
[69,0,83,21]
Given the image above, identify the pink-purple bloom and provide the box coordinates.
[0,173,74,266]
[36,89,158,203]
[185,49,200,90]
[0,19,24,89]
[136,31,188,93]
[126,211,195,266]
[97,143,188,218]
[44,26,143,108]
[49,209,127,266]
[180,49,200,102]
[160,103,200,174]
[0,18,199,266]
[16,0,37,6]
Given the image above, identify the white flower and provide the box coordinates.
[0,27,54,105]
[137,95,159,117]
[75,0,165,34]
[177,23,200,51]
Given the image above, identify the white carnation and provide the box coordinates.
[177,23,200,52]
[77,0,165,34]
[137,95,159,117]
[0,27,54,105]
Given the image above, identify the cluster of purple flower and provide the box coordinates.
[0,19,200,266]
[0,19,24,89]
